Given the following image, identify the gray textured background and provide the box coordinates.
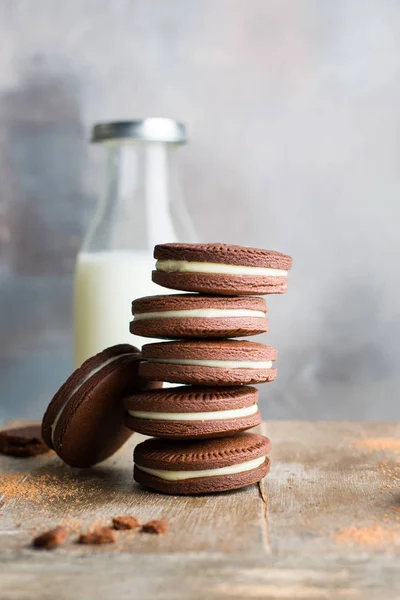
[1,0,399,423]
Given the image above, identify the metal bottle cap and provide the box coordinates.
[91,118,187,144]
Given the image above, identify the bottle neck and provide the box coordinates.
[143,141,179,247]
[82,140,182,254]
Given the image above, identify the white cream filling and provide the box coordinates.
[156,259,287,277]
[136,456,266,481]
[128,403,258,421]
[50,353,132,446]
[148,358,273,369]
[134,308,266,321]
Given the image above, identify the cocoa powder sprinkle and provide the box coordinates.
[355,438,400,452]
[335,524,399,547]
[0,472,80,504]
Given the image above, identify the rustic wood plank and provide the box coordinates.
[264,421,400,557]
[1,553,400,599]
[0,421,268,556]
[1,421,400,599]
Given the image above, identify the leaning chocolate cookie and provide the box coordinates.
[124,385,261,439]
[152,243,292,295]
[133,433,271,495]
[130,294,268,339]
[42,344,160,468]
[139,339,277,386]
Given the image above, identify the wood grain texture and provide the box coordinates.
[264,420,400,557]
[1,421,400,599]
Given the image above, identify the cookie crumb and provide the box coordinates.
[78,527,116,545]
[112,516,140,530]
[141,519,167,534]
[32,526,68,550]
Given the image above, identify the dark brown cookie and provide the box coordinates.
[112,516,140,530]
[152,243,292,295]
[42,344,161,468]
[130,294,268,339]
[0,424,50,458]
[78,527,116,545]
[154,243,292,268]
[134,433,271,495]
[124,386,261,439]
[32,526,68,550]
[141,519,168,534]
[139,340,277,386]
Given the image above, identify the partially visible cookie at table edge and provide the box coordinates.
[0,424,50,458]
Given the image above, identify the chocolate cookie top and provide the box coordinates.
[154,243,292,270]
[124,385,258,413]
[134,432,271,471]
[141,339,277,362]
[132,294,267,314]
[42,344,160,468]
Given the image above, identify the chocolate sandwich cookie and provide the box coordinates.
[139,339,277,386]
[130,294,268,339]
[134,432,271,495]
[0,424,50,458]
[42,344,160,468]
[124,385,261,439]
[152,243,292,295]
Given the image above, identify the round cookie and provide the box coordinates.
[133,432,271,495]
[0,424,49,458]
[130,294,268,339]
[139,339,277,386]
[124,385,261,439]
[152,243,292,295]
[42,344,161,468]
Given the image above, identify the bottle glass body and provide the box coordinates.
[74,139,195,367]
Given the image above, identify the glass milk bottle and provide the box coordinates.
[74,118,196,367]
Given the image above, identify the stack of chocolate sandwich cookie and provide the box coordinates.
[125,243,292,495]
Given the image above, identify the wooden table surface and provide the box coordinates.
[0,421,399,599]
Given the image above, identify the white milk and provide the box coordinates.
[73,251,160,367]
